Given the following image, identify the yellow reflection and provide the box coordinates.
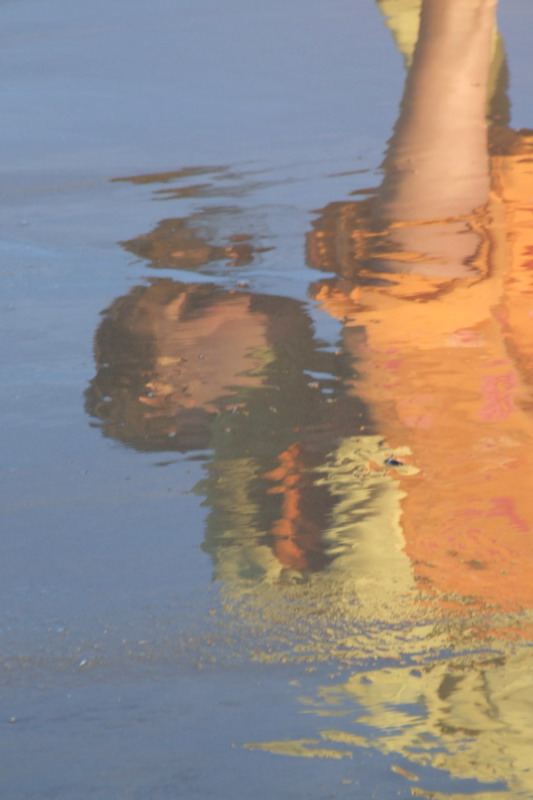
[298,647,533,797]
[244,739,352,760]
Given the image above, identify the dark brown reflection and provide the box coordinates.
[110,165,228,185]
[121,217,261,269]
[86,277,372,577]
[115,166,275,271]
[114,166,278,271]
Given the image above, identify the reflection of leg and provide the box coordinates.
[376,0,496,227]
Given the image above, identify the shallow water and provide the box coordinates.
[2,1,533,798]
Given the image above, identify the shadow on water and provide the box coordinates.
[84,0,533,796]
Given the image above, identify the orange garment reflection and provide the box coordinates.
[309,0,533,611]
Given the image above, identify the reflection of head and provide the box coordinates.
[85,280,275,451]
[86,279,364,454]
[87,282,205,450]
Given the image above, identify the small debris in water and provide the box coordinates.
[391,764,419,781]
[385,457,404,467]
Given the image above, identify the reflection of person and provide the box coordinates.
[308,0,533,613]
[89,192,425,596]
[86,268,424,601]
[86,277,373,579]
[86,3,533,793]
[86,280,270,451]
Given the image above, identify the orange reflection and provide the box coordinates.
[308,0,533,612]
[264,442,333,572]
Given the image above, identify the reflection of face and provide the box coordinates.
[86,281,269,451]
[132,285,268,417]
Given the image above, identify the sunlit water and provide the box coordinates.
[2,1,533,798]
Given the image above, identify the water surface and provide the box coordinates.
[2,1,533,798]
